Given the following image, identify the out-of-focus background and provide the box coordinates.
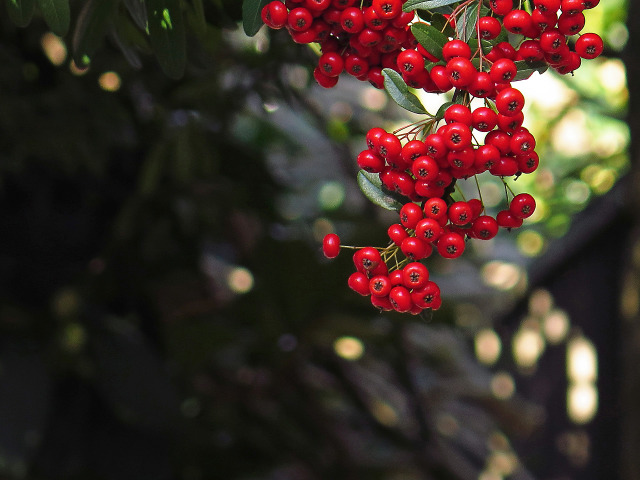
[0,0,636,479]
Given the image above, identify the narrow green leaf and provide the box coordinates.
[403,0,460,12]
[455,2,478,43]
[6,0,35,27]
[123,0,147,31]
[411,22,449,61]
[513,60,549,81]
[72,0,118,67]
[382,68,428,115]
[36,0,69,36]
[429,12,455,36]
[147,0,186,79]
[357,171,403,212]
[435,101,453,120]
[242,0,269,37]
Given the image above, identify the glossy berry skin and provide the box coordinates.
[340,7,365,33]
[503,9,534,35]
[261,1,289,29]
[444,104,473,125]
[424,197,448,221]
[478,16,501,39]
[372,0,402,20]
[446,57,476,88]
[348,272,371,296]
[442,123,472,151]
[411,281,441,309]
[387,223,409,246]
[415,218,443,243]
[471,216,499,240]
[411,156,439,181]
[322,233,341,258]
[402,262,429,290]
[288,8,314,32]
[437,231,465,259]
[389,285,413,312]
[496,209,524,229]
[575,33,604,59]
[472,107,498,132]
[401,237,432,260]
[442,40,472,60]
[396,49,425,75]
[399,203,424,229]
[353,246,382,272]
[489,0,513,15]
[448,201,473,226]
[318,52,344,77]
[313,67,339,88]
[370,275,392,297]
[510,193,536,218]
[496,87,525,117]
[490,58,518,84]
[357,149,386,173]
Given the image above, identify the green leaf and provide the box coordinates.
[123,0,147,31]
[411,22,449,61]
[429,12,455,36]
[403,0,460,12]
[72,0,118,67]
[36,0,69,36]
[435,101,453,120]
[242,0,269,37]
[6,0,35,27]
[455,2,478,43]
[357,171,403,212]
[382,68,428,115]
[513,60,549,81]
[147,0,187,79]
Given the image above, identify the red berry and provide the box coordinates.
[415,218,444,243]
[575,33,604,59]
[318,52,344,77]
[387,223,409,246]
[468,71,496,98]
[442,39,472,60]
[371,294,393,311]
[322,233,341,258]
[399,202,424,229]
[348,272,371,296]
[424,197,448,221]
[472,107,498,132]
[353,246,382,272]
[261,1,289,29]
[535,0,561,12]
[396,49,425,75]
[445,57,476,88]
[402,262,429,290]
[490,58,518,84]
[489,0,512,15]
[442,122,472,151]
[503,10,534,35]
[372,0,402,20]
[509,193,536,219]
[495,87,525,117]
[437,231,466,259]
[411,156,440,181]
[557,11,585,35]
[478,16,501,40]
[288,7,314,32]
[357,149,386,173]
[340,7,365,33]
[496,209,524,229]
[448,201,473,226]
[389,285,413,312]
[401,237,432,260]
[370,275,392,297]
[444,104,473,125]
[313,67,339,87]
[411,281,441,309]
[471,215,499,240]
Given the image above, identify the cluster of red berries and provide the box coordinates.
[259,0,602,314]
[261,0,603,92]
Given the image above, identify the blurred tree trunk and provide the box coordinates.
[619,3,640,478]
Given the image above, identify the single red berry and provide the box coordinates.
[396,49,425,75]
[575,33,604,59]
[363,6,388,30]
[511,130,537,155]
[402,262,429,290]
[340,7,365,33]
[430,65,453,92]
[415,218,444,243]
[517,151,540,174]
[353,246,382,272]
[377,132,403,164]
[531,8,558,32]
[389,270,404,286]
[444,104,473,125]
[442,39,472,60]
[510,193,536,219]
[472,107,498,132]
[561,0,585,14]
[437,231,466,259]
[474,144,501,172]
[424,197,448,221]
[468,71,496,98]
[288,7,314,32]
[344,54,369,77]
[372,0,402,20]
[322,233,341,258]
[485,130,513,155]
[387,223,409,246]
[399,202,424,229]
[348,272,371,296]
[478,16,501,39]
[495,87,525,117]
[582,0,599,8]
[401,237,432,260]
[497,112,524,133]
[557,11,585,35]
[370,275,392,297]
[489,156,519,177]
[411,156,440,181]
[448,201,473,226]
[497,209,524,229]
[540,29,567,53]
[318,52,344,77]
[411,281,441,309]
[357,149,386,173]
[534,0,561,12]
[389,285,413,312]
[471,215,499,240]
[305,0,332,11]
[446,57,476,88]
[261,1,289,29]
[442,122,472,151]
[424,133,449,159]
[503,10,534,35]
[447,146,476,171]
[402,140,428,164]
[489,0,513,15]
[490,58,518,84]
